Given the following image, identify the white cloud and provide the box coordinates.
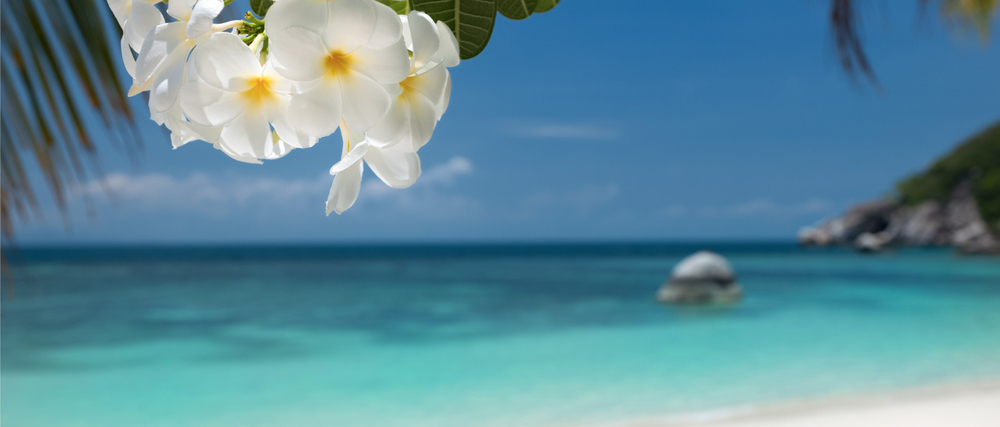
[71,156,481,222]
[654,198,834,220]
[517,184,620,218]
[356,156,482,218]
[514,124,618,140]
[74,172,329,218]
[75,157,482,221]
[417,156,473,186]
[657,205,686,219]
[727,198,832,217]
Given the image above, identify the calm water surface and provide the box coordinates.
[3,243,1000,426]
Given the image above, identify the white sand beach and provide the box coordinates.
[592,381,1000,427]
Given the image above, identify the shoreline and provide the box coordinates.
[585,379,1000,427]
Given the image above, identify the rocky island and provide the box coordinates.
[799,121,1000,254]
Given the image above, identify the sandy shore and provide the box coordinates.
[590,380,1000,427]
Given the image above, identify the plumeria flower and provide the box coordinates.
[179,32,316,160]
[132,0,242,115]
[326,124,421,215]
[106,0,469,216]
[148,37,290,164]
[367,11,460,152]
[266,0,410,137]
[107,0,164,80]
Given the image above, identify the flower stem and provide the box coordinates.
[248,33,266,53]
[258,36,269,65]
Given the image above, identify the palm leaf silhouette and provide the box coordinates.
[831,0,996,85]
[2,0,139,240]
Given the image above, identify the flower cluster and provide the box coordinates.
[110,0,459,214]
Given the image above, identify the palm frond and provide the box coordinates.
[1,0,139,239]
[832,0,997,85]
[940,0,999,39]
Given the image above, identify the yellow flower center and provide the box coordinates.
[399,76,417,99]
[326,51,353,77]
[242,77,275,107]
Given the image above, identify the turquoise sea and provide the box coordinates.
[3,243,1000,426]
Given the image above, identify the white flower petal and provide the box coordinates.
[261,60,293,94]
[350,38,410,84]
[179,81,245,126]
[330,141,370,174]
[108,0,130,28]
[438,69,451,118]
[326,160,363,215]
[193,33,261,92]
[214,140,264,164]
[405,63,448,105]
[262,0,327,40]
[158,100,220,148]
[407,11,440,73]
[269,27,328,82]
[265,94,317,149]
[322,0,376,52]
[218,107,271,159]
[265,132,295,160]
[290,78,322,93]
[190,121,223,144]
[150,107,167,126]
[167,0,195,22]
[339,70,390,133]
[364,146,420,189]
[170,131,198,148]
[366,94,408,148]
[135,22,187,86]
[120,35,136,78]
[400,15,412,49]
[126,1,164,51]
[150,40,195,113]
[401,89,438,151]
[368,0,403,49]
[167,112,221,148]
[434,20,460,68]
[171,118,221,148]
[129,78,153,97]
[288,78,343,138]
[187,0,224,39]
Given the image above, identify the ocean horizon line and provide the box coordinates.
[3,239,961,265]
[10,238,800,250]
[4,239,849,263]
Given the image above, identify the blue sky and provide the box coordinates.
[13,0,1000,244]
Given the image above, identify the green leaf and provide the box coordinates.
[411,0,496,60]
[375,0,410,14]
[533,0,559,13]
[497,0,537,20]
[249,0,274,17]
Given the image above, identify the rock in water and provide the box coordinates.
[854,232,888,253]
[657,251,743,304]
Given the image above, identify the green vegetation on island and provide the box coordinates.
[896,120,1000,233]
